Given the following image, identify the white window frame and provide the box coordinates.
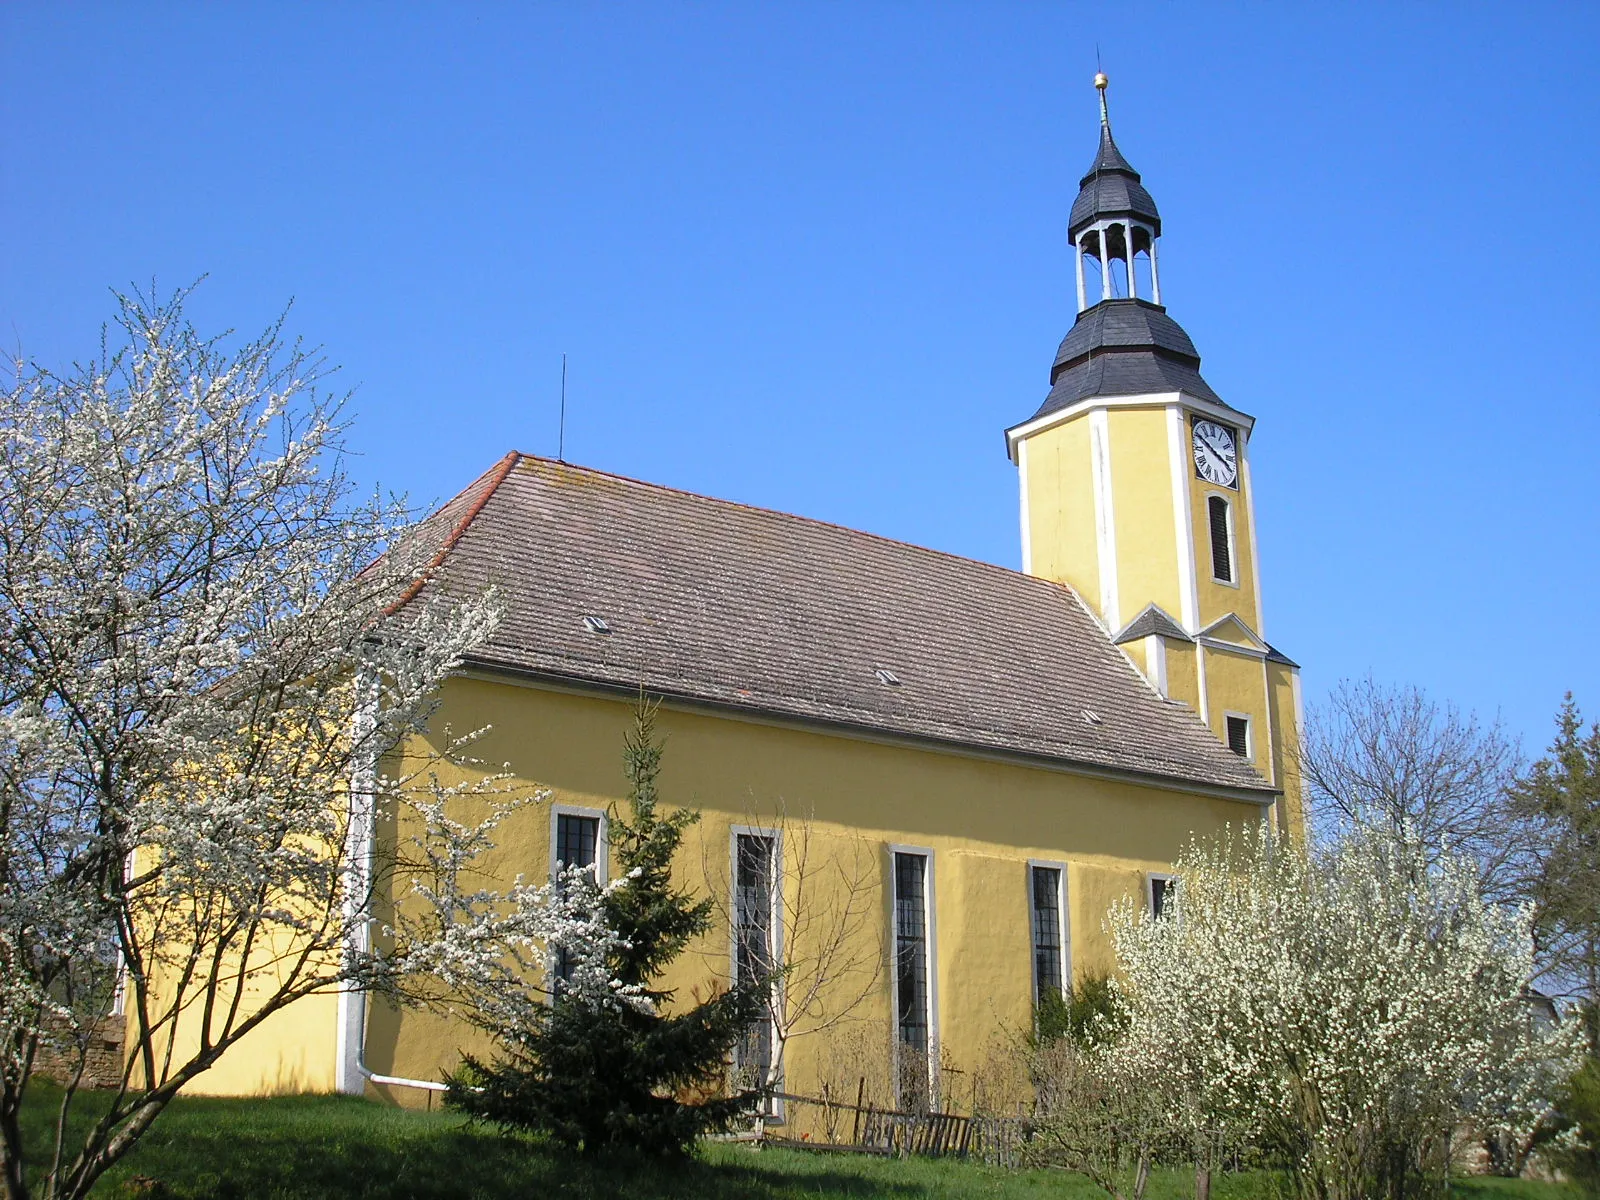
[1027,859,1070,1006]
[887,843,939,1107]
[1223,711,1254,759]
[1146,871,1178,920]
[1204,491,1240,588]
[729,824,785,1121]
[549,804,608,884]
[547,805,608,999]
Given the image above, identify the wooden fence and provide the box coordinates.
[758,1086,1026,1165]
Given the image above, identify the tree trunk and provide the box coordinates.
[1,1096,30,1200]
[1195,1165,1211,1200]
[1133,1150,1151,1200]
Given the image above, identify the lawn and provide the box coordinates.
[15,1087,1584,1199]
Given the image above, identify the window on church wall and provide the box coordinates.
[1226,714,1251,758]
[552,812,601,989]
[732,832,778,1097]
[1148,873,1177,919]
[892,850,933,1108]
[1030,865,1065,1005]
[1208,494,1234,583]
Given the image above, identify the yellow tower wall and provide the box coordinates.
[1106,406,1183,625]
[1188,470,1260,634]
[1198,644,1272,780]
[1020,415,1098,606]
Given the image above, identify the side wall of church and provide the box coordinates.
[351,674,1269,1111]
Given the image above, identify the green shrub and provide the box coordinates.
[1035,974,1123,1047]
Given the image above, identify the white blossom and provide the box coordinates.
[0,288,553,1200]
[1100,822,1583,1199]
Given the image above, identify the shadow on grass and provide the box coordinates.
[20,1088,1584,1199]
[24,1089,921,1199]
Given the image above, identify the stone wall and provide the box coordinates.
[30,1014,125,1089]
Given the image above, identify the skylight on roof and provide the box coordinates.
[1081,709,1103,725]
[582,614,611,635]
[874,667,901,686]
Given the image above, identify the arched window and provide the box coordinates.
[1208,494,1234,583]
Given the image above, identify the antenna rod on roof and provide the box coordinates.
[558,353,567,462]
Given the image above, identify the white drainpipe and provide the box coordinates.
[336,669,448,1096]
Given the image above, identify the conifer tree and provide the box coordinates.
[447,697,767,1156]
[1511,694,1600,1049]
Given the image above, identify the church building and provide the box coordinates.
[197,77,1305,1112]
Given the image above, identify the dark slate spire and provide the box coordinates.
[1007,74,1232,432]
[1068,77,1161,240]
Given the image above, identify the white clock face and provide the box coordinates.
[1192,420,1238,488]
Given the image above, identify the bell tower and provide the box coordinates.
[1006,74,1303,833]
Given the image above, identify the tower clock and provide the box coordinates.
[1192,419,1238,488]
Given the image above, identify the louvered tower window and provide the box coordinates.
[1226,714,1250,757]
[1208,495,1233,583]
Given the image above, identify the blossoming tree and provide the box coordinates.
[1102,823,1582,1200]
[0,288,523,1200]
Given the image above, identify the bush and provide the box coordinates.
[1036,975,1123,1048]
[1555,1054,1600,1191]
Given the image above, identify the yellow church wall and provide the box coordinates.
[1161,639,1201,715]
[127,920,343,1097]
[1118,637,1149,678]
[1198,644,1270,779]
[1105,406,1183,625]
[173,992,341,1097]
[1267,661,1307,840]
[353,673,1267,1109]
[1021,416,1098,606]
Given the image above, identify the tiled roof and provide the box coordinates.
[1265,644,1300,668]
[1114,604,1193,644]
[399,455,1275,799]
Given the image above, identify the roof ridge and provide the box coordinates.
[386,450,521,615]
[505,451,1081,597]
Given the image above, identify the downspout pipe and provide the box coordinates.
[336,667,448,1096]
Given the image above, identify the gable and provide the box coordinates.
[1196,613,1269,654]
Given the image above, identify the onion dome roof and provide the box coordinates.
[1068,124,1161,239]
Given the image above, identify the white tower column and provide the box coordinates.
[1099,225,1112,301]
[1126,222,1138,300]
[1150,235,1161,305]
[1075,234,1087,311]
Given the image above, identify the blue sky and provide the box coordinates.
[4,4,1597,755]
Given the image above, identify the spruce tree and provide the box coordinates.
[447,697,767,1156]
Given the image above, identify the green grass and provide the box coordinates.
[15,1086,1584,1199]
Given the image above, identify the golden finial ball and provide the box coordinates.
[1094,72,1109,90]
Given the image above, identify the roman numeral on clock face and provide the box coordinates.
[1192,420,1238,487]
